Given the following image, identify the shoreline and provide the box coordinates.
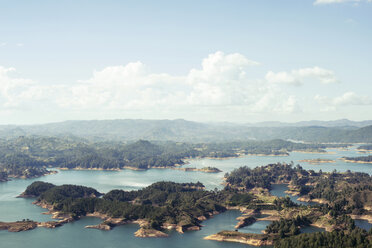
[292,150,335,154]
[204,232,274,247]
[7,170,58,180]
[59,166,222,173]
[340,158,372,164]
[298,159,335,164]
[27,199,220,237]
[350,214,372,224]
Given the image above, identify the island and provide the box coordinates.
[357,144,372,153]
[298,158,335,165]
[171,166,222,173]
[341,155,372,164]
[16,181,229,237]
[0,136,350,181]
[204,231,274,246]
[4,162,370,248]
[211,163,372,246]
[0,220,38,232]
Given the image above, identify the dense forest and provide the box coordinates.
[19,162,372,246]
[23,181,241,230]
[0,135,348,179]
[210,163,372,247]
[265,216,311,237]
[225,163,372,214]
[275,228,372,248]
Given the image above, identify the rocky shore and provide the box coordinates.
[2,169,57,182]
[235,216,256,229]
[0,211,74,233]
[171,167,222,173]
[84,211,204,237]
[134,228,168,238]
[204,231,274,246]
[0,221,38,232]
[296,196,329,204]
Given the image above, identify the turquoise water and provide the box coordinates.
[187,146,372,176]
[0,146,371,247]
[0,211,255,248]
[270,184,309,206]
[239,221,272,234]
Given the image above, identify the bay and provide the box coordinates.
[0,146,371,247]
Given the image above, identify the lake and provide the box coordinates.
[0,146,371,247]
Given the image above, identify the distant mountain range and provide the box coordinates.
[242,119,372,128]
[0,119,371,143]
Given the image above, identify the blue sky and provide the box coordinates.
[0,0,371,124]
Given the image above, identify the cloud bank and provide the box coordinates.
[0,51,368,122]
[55,51,300,114]
[265,67,337,86]
[315,92,372,106]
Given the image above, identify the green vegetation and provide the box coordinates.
[225,163,303,190]
[21,181,55,197]
[19,163,372,247]
[24,181,241,230]
[0,135,346,180]
[226,163,372,215]
[275,228,372,248]
[266,216,311,237]
[0,171,7,181]
[212,163,372,247]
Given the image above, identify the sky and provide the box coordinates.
[0,0,371,125]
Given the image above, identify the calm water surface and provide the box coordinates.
[0,146,371,248]
[355,219,372,231]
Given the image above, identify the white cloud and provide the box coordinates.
[314,0,371,5]
[0,42,6,47]
[0,67,55,109]
[5,52,356,122]
[57,51,298,114]
[265,66,337,85]
[315,92,372,107]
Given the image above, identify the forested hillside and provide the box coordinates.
[0,136,348,180]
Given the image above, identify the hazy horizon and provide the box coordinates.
[1,117,372,127]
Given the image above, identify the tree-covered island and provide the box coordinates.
[342,155,372,164]
[3,163,369,247]
[206,163,372,247]
[0,135,350,181]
